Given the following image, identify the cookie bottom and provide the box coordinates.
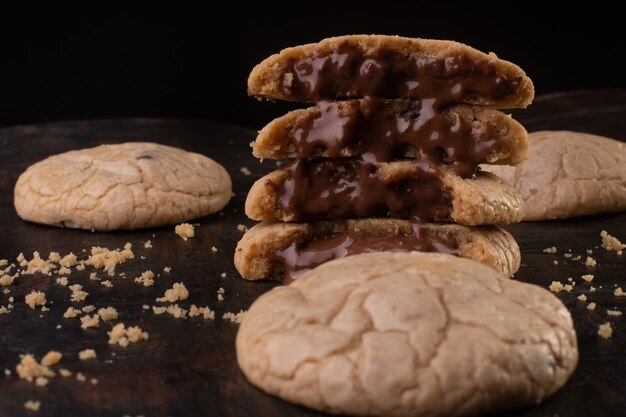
[234,219,520,280]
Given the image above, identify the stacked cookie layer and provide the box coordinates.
[236,35,533,281]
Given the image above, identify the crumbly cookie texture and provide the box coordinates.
[484,131,626,220]
[248,35,534,108]
[253,100,529,163]
[237,252,578,417]
[14,142,232,231]
[234,220,520,280]
[246,167,523,225]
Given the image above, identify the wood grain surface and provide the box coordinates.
[0,90,625,417]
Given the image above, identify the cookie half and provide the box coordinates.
[237,252,578,417]
[234,219,521,280]
[248,35,534,108]
[253,99,529,173]
[14,142,232,231]
[245,161,523,225]
[484,130,626,220]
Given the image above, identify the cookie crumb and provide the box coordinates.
[35,376,49,387]
[549,281,564,293]
[78,349,97,360]
[108,323,149,347]
[156,283,189,303]
[54,277,68,286]
[220,272,226,278]
[69,284,88,302]
[223,310,247,324]
[600,230,625,251]
[100,280,113,288]
[59,253,78,268]
[153,304,188,319]
[598,322,613,339]
[563,253,573,258]
[98,307,118,321]
[16,355,54,381]
[144,240,153,249]
[163,266,171,273]
[85,244,134,276]
[590,286,597,292]
[63,307,80,318]
[571,255,581,261]
[23,400,41,412]
[553,260,559,265]
[189,305,215,320]
[211,246,218,253]
[587,302,597,311]
[0,274,15,286]
[22,251,56,275]
[543,246,557,253]
[237,224,248,233]
[614,287,626,297]
[217,287,225,301]
[76,372,86,382]
[240,166,252,176]
[41,351,62,367]
[59,369,72,377]
[175,223,195,241]
[81,305,96,313]
[582,274,594,282]
[25,291,46,309]
[607,309,622,317]
[577,294,587,302]
[585,256,597,267]
[80,314,100,329]
[135,270,155,287]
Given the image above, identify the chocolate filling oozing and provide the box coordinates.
[281,42,521,103]
[274,223,460,283]
[292,98,498,177]
[276,158,451,222]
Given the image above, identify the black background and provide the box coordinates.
[1,3,624,130]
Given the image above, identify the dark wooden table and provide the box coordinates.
[0,90,625,417]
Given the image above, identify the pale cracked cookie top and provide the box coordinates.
[484,130,626,220]
[14,142,232,231]
[248,35,534,108]
[237,252,578,417]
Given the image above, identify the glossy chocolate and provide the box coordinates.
[282,42,521,103]
[292,98,498,177]
[275,158,450,222]
[275,223,460,283]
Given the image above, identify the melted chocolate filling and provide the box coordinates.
[281,42,521,103]
[276,158,450,222]
[275,223,460,283]
[292,98,498,177]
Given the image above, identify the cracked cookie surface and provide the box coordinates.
[14,142,232,230]
[237,252,578,417]
[485,130,626,220]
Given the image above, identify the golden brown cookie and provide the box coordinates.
[234,219,521,280]
[484,130,626,220]
[14,142,232,231]
[248,35,534,108]
[237,252,578,417]
[245,161,523,225]
[253,99,529,168]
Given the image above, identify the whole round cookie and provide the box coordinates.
[14,142,232,231]
[484,130,626,220]
[237,252,578,417]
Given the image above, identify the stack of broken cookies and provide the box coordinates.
[235,35,533,281]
